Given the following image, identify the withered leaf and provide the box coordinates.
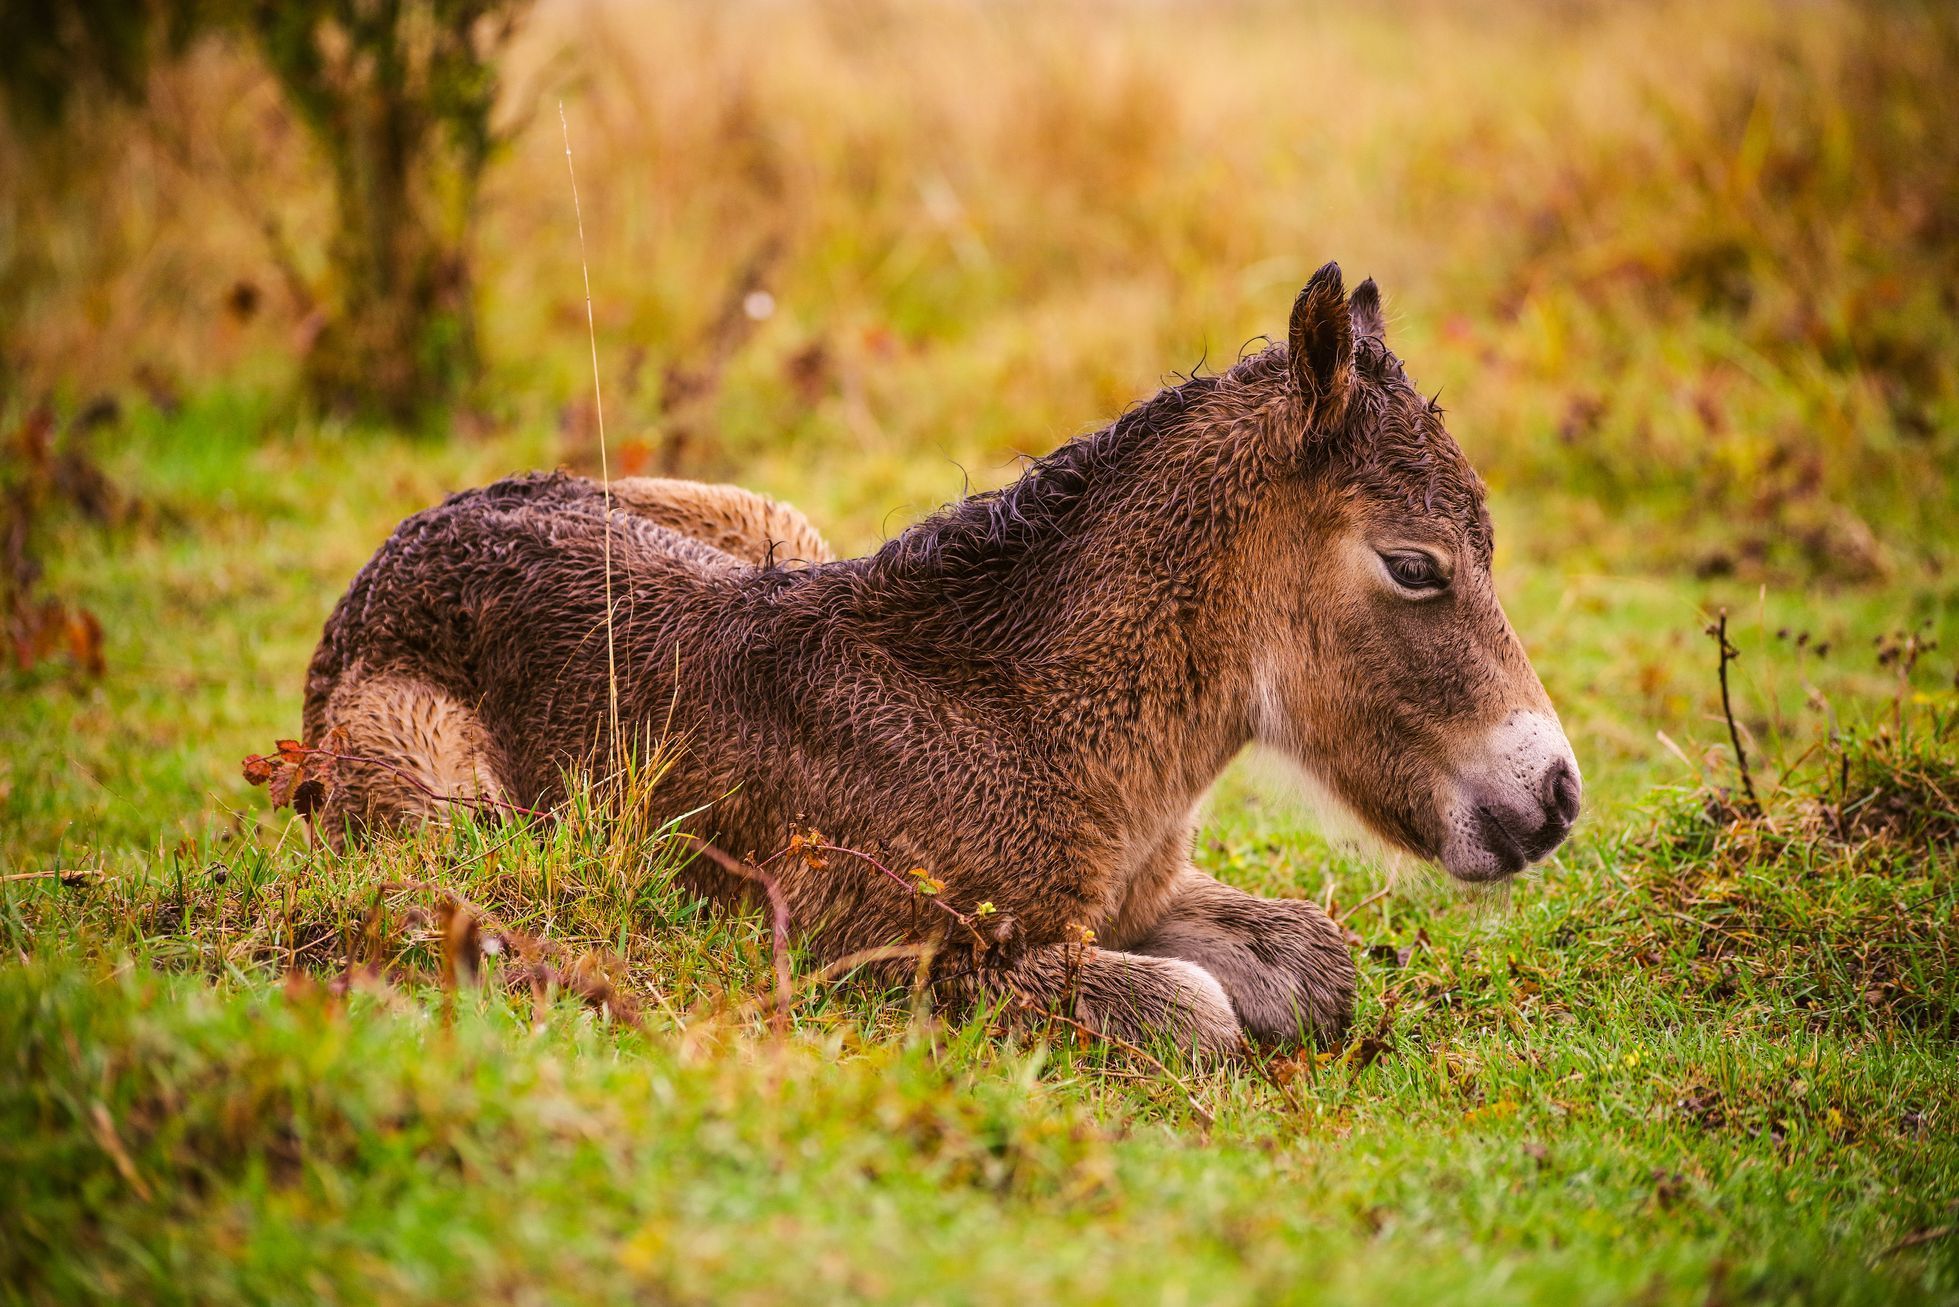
[63,608,104,677]
[266,759,306,810]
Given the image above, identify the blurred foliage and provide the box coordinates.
[244,0,530,421]
[0,0,198,128]
[0,0,530,422]
[3,8,1957,1296]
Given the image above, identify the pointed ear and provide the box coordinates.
[1348,277,1384,341]
[1289,262,1353,425]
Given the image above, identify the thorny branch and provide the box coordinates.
[800,834,992,948]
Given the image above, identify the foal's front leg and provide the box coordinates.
[1129,869,1356,1046]
[956,942,1245,1060]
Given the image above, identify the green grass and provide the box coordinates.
[3,395,1956,1305]
[3,940,1948,1304]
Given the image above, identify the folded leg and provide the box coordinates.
[948,941,1244,1059]
[1130,869,1355,1046]
[305,674,512,850]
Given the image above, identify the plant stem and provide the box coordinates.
[1712,609,1761,814]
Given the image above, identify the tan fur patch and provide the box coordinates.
[609,477,834,566]
[320,675,506,830]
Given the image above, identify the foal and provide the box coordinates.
[302,265,1580,1053]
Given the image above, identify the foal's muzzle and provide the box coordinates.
[1442,712,1582,881]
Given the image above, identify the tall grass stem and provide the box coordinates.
[559,101,621,758]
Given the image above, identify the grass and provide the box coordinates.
[4,0,1959,1300]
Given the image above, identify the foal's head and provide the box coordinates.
[1242,263,1580,881]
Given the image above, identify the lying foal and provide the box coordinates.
[302,266,1580,1053]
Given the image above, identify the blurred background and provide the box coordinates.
[2,0,1956,852]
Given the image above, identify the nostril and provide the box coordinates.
[1542,758,1581,827]
[1474,804,1529,874]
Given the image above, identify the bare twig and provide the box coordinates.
[1876,1224,1955,1259]
[330,749,551,818]
[89,1101,153,1200]
[1708,609,1761,814]
[246,742,550,822]
[1334,884,1391,925]
[691,842,795,1032]
[1654,729,1701,777]
[351,756,546,825]
[808,838,989,948]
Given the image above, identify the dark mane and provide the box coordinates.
[864,351,1287,584]
[833,326,1485,596]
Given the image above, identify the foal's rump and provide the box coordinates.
[301,472,732,842]
[607,476,834,567]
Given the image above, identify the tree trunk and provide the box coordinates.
[301,84,477,422]
[249,1,507,424]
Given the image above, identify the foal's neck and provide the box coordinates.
[882,495,1265,824]
[845,369,1285,818]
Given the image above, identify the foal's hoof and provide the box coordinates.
[1149,958,1246,1061]
[1241,900,1357,1048]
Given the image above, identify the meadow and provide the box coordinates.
[2,1,1956,1301]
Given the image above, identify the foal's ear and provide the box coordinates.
[1288,262,1354,426]
[1349,277,1385,341]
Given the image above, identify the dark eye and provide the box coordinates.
[1383,551,1447,592]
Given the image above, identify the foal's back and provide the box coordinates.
[302,473,745,840]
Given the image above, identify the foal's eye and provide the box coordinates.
[1382,551,1448,592]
